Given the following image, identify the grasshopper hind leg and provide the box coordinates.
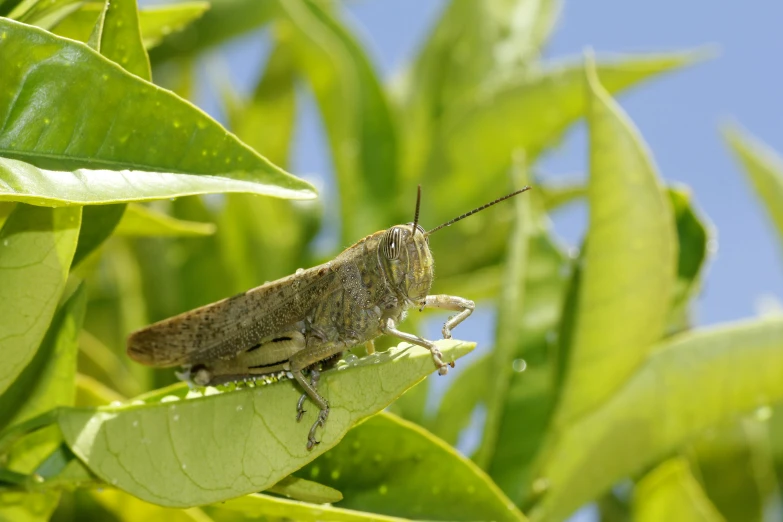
[292,369,329,450]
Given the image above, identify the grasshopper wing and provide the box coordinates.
[127,263,339,367]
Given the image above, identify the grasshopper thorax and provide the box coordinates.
[378,223,433,304]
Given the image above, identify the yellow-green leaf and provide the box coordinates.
[51,2,210,50]
[0,19,315,203]
[0,204,81,396]
[553,54,677,426]
[633,459,725,522]
[300,412,526,522]
[114,204,215,237]
[723,124,783,248]
[530,317,783,521]
[208,492,406,522]
[58,341,474,507]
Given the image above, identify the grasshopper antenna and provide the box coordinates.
[425,186,532,237]
[412,184,422,233]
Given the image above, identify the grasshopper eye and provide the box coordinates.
[382,227,402,259]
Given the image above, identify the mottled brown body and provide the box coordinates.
[128,226,434,376]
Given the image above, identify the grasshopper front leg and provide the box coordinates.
[420,294,475,340]
[381,318,450,376]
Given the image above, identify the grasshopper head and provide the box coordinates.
[378,223,434,303]
[378,184,532,305]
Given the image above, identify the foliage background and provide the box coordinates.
[1,1,783,522]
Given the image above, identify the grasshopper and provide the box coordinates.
[127,186,531,449]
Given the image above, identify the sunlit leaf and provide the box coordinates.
[138,3,210,50]
[91,488,213,522]
[553,54,677,426]
[266,476,342,504]
[209,492,406,522]
[473,169,533,468]
[0,19,315,202]
[633,459,724,522]
[149,0,275,63]
[723,123,783,250]
[398,0,561,180]
[431,354,490,446]
[75,373,125,408]
[0,284,86,431]
[58,341,473,507]
[8,0,83,30]
[0,204,81,396]
[0,285,87,522]
[529,317,783,521]
[485,226,569,499]
[299,412,525,521]
[93,0,151,80]
[667,187,711,332]
[114,204,215,237]
[537,180,711,332]
[691,418,779,522]
[52,2,210,50]
[72,205,127,267]
[430,50,707,226]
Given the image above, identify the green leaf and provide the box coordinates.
[51,2,211,50]
[114,204,215,237]
[0,489,60,522]
[432,51,707,225]
[537,179,586,211]
[266,476,342,504]
[0,283,87,432]
[553,54,677,426]
[0,201,14,229]
[0,286,87,521]
[667,187,711,332]
[691,419,779,522]
[0,158,315,206]
[484,227,569,499]
[537,180,712,332]
[0,19,315,201]
[149,0,276,63]
[90,488,213,522]
[298,412,525,522]
[529,317,783,521]
[208,492,406,522]
[8,0,84,30]
[75,373,125,408]
[138,3,210,50]
[0,204,81,396]
[633,459,725,522]
[473,168,533,468]
[94,0,151,80]
[398,0,561,180]
[72,205,127,267]
[58,341,474,507]
[723,123,783,248]
[279,0,398,241]
[431,354,490,446]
